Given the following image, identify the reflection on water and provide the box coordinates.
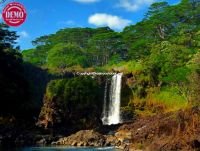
[0,146,119,151]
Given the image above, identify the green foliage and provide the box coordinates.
[147,41,194,85]
[88,32,127,66]
[40,77,103,128]
[46,79,67,98]
[18,0,200,117]
[47,43,88,69]
[153,87,188,111]
[22,48,48,66]
[163,67,190,83]
[0,23,29,116]
[63,77,100,109]
[23,27,127,68]
[46,77,102,109]
[102,60,145,74]
[187,52,200,105]
[146,1,169,18]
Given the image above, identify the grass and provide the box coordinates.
[151,87,188,111]
[131,87,188,116]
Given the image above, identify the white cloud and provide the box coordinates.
[88,13,132,30]
[117,0,155,11]
[0,13,2,20]
[57,20,76,26]
[73,0,100,3]
[63,20,75,25]
[18,31,29,38]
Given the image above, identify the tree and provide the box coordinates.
[146,2,171,40]
[38,77,102,128]
[0,23,19,50]
[0,23,29,116]
[88,32,127,66]
[187,52,200,105]
[47,43,88,69]
[146,2,169,18]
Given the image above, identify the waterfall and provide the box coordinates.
[102,80,108,124]
[102,73,123,125]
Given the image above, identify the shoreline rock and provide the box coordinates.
[51,130,106,147]
[1,108,200,151]
[51,129,132,150]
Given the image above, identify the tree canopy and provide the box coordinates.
[20,0,200,106]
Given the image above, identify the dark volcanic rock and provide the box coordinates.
[52,130,106,147]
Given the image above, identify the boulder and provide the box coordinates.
[105,135,118,146]
[115,129,132,143]
[53,130,106,147]
[36,138,47,145]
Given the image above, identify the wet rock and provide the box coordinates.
[36,138,47,145]
[105,135,118,146]
[51,141,58,145]
[54,130,106,147]
[71,141,77,146]
[77,141,84,146]
[115,129,132,143]
[116,144,127,150]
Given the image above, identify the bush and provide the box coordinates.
[38,77,104,129]
[152,87,188,111]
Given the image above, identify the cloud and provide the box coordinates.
[65,20,75,25]
[88,13,132,30]
[117,0,155,11]
[0,13,2,20]
[57,19,85,28]
[18,31,29,38]
[62,20,75,25]
[73,0,100,3]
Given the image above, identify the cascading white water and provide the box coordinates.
[102,80,108,124]
[102,73,123,125]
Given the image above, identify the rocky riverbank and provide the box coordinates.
[51,130,129,150]
[1,107,200,151]
[49,107,200,151]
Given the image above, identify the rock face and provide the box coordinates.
[116,107,200,151]
[52,130,106,147]
[52,129,132,150]
[4,108,200,151]
[115,129,132,144]
[36,95,63,129]
[36,77,105,130]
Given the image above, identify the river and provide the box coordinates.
[0,146,120,151]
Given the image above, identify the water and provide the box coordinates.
[102,80,108,123]
[0,146,118,151]
[102,73,123,125]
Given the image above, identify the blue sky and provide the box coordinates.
[0,0,180,50]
